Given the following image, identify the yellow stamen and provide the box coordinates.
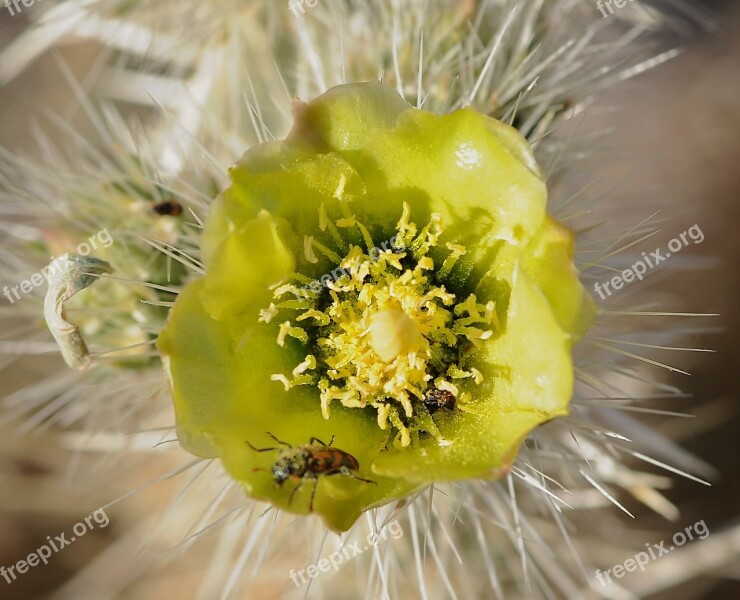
[304,236,319,263]
[263,205,497,448]
[259,303,279,324]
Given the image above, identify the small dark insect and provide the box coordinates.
[423,388,456,414]
[152,200,183,216]
[246,432,376,511]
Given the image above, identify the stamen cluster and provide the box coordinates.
[264,204,497,446]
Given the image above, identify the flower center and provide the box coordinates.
[261,203,499,447]
[369,307,422,362]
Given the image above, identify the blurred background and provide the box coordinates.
[1,1,739,598]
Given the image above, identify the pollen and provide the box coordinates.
[267,204,496,447]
